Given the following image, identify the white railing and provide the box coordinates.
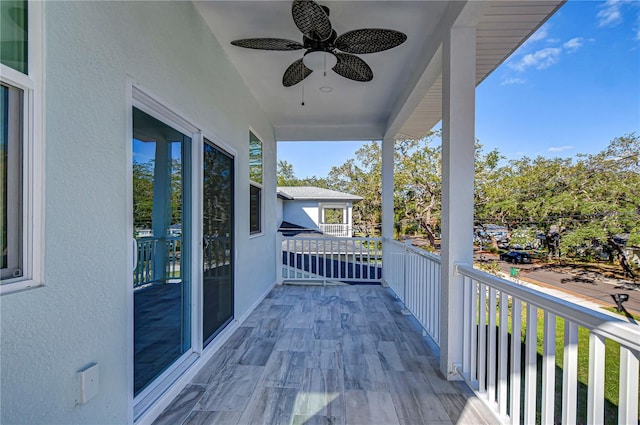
[203,235,232,274]
[457,263,640,424]
[278,234,382,284]
[319,223,352,237]
[134,236,182,289]
[384,239,441,345]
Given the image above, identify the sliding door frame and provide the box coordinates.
[128,83,203,421]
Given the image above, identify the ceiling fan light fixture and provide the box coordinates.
[303,50,337,71]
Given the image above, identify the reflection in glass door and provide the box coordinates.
[202,139,234,346]
[132,107,192,396]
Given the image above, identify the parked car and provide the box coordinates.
[499,251,532,264]
[497,238,510,250]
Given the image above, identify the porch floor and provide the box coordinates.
[152,284,496,425]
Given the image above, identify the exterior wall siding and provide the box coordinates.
[0,2,276,424]
[283,201,320,229]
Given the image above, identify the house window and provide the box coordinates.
[1,1,28,74]
[249,131,262,234]
[1,83,23,280]
[323,208,344,224]
[1,0,44,294]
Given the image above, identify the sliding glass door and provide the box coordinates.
[202,139,234,346]
[132,107,192,396]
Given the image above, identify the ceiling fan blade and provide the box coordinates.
[332,53,373,82]
[291,0,332,41]
[231,38,304,51]
[283,58,313,87]
[335,29,407,54]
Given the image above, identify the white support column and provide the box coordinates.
[381,136,394,286]
[152,140,171,282]
[381,136,394,241]
[439,24,476,379]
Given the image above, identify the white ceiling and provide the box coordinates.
[195,1,564,142]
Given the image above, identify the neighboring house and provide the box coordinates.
[483,224,509,241]
[10,3,634,425]
[277,186,362,237]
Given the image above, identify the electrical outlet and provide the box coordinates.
[78,363,99,404]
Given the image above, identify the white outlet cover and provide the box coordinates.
[78,363,99,404]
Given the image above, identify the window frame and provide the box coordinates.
[0,1,44,295]
[1,82,24,281]
[248,130,263,236]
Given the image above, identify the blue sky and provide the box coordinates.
[278,0,640,178]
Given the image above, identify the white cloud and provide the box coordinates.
[563,37,584,52]
[500,77,526,86]
[597,0,625,27]
[548,145,574,152]
[528,24,549,43]
[509,47,561,72]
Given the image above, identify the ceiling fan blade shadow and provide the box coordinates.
[291,0,332,41]
[231,38,304,51]
[283,58,313,87]
[335,29,407,54]
[332,53,373,82]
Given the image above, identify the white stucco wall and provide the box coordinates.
[276,197,284,227]
[283,200,320,229]
[0,2,276,424]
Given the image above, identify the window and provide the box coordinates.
[1,83,23,281]
[1,0,44,294]
[249,131,262,234]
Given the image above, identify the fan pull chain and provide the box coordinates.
[301,58,305,106]
[323,52,327,77]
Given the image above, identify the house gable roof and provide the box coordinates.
[277,186,363,202]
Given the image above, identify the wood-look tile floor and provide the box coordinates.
[152,284,496,425]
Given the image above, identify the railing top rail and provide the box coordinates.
[456,263,640,352]
[384,238,441,264]
[281,235,382,242]
[135,235,182,241]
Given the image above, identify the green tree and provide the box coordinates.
[559,134,640,276]
[133,161,154,229]
[393,133,442,244]
[328,152,381,235]
[475,133,639,277]
[277,160,296,186]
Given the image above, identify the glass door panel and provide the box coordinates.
[132,107,191,396]
[202,139,234,346]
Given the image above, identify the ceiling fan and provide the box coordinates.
[230,0,407,87]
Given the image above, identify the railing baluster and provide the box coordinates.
[462,276,471,377]
[285,238,291,279]
[562,320,578,425]
[294,239,299,278]
[436,261,441,344]
[478,283,487,394]
[510,297,522,425]
[618,346,639,425]
[498,291,508,416]
[487,287,497,405]
[541,312,556,424]
[587,332,606,424]
[470,278,478,388]
[322,238,327,283]
[524,303,537,425]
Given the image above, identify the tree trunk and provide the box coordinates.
[607,237,636,279]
